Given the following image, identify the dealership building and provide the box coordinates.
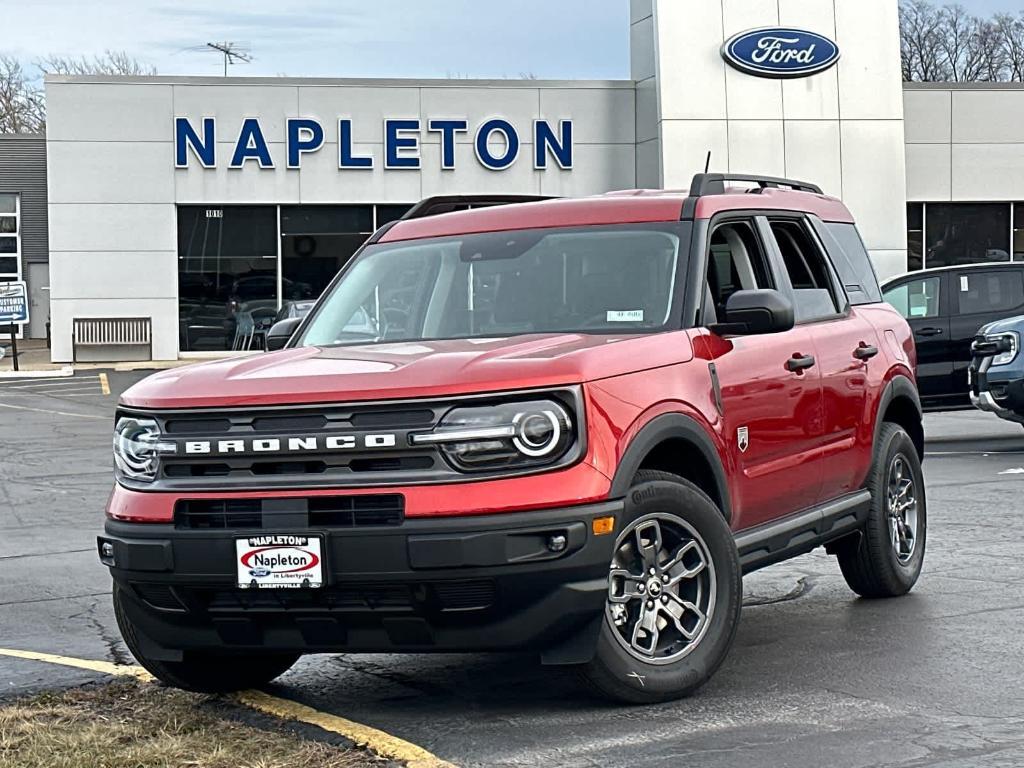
[3,0,1024,361]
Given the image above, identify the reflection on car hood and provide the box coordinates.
[121,332,695,408]
[978,315,1024,336]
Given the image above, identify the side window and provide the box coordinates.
[882,276,940,320]
[822,222,882,305]
[954,270,1024,316]
[706,220,772,321]
[769,218,841,322]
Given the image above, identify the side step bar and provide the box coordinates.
[734,490,872,575]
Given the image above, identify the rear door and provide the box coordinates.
[698,214,824,530]
[948,266,1024,403]
[882,273,951,404]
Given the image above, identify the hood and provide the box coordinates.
[121,332,694,409]
[977,315,1024,336]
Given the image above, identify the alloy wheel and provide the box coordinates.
[887,453,918,565]
[605,512,716,665]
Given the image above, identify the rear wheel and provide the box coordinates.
[836,423,926,598]
[113,586,299,693]
[581,470,741,704]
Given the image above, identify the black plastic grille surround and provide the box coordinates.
[117,389,584,492]
[135,580,498,614]
[129,579,497,614]
[174,495,405,530]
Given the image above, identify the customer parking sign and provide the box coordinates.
[0,281,29,325]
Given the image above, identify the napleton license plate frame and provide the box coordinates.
[234,533,325,590]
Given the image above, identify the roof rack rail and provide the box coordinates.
[401,194,555,221]
[688,173,823,196]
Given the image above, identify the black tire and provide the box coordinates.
[113,586,300,693]
[836,423,926,598]
[580,470,742,704]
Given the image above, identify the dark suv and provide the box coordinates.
[881,262,1024,409]
[100,174,926,704]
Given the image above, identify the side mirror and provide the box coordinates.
[265,317,301,351]
[713,289,795,336]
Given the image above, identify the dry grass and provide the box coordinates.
[0,678,380,768]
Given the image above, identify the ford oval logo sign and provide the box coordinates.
[721,27,840,79]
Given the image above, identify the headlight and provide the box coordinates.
[113,416,176,482]
[411,399,574,472]
[990,332,1019,366]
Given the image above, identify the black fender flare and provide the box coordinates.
[608,412,733,524]
[875,374,924,458]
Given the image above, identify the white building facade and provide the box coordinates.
[39,0,1003,362]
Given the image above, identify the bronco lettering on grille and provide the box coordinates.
[183,433,398,455]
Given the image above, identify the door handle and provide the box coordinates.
[785,353,816,372]
[854,343,879,360]
[916,327,943,337]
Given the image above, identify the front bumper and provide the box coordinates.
[969,351,1024,423]
[100,499,622,661]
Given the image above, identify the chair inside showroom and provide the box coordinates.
[231,311,256,351]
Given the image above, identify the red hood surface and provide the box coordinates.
[121,332,694,409]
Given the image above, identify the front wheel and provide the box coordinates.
[581,471,742,704]
[113,586,300,693]
[836,423,926,598]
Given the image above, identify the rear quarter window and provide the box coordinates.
[821,222,882,305]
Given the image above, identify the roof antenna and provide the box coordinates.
[704,150,712,173]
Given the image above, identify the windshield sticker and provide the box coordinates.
[961,275,969,292]
[607,310,644,322]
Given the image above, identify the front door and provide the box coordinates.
[707,328,824,529]
[882,273,951,404]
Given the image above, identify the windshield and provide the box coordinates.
[298,223,686,346]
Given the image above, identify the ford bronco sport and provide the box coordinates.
[100,174,926,704]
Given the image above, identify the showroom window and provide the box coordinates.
[918,203,1010,269]
[177,206,277,352]
[906,203,923,272]
[281,205,374,311]
[1013,203,1024,261]
[0,193,20,279]
[177,203,412,353]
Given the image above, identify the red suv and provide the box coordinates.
[101,174,926,703]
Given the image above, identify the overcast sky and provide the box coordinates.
[5,0,628,79]
[5,0,1024,80]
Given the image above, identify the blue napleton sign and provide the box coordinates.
[174,116,574,171]
[721,27,840,79]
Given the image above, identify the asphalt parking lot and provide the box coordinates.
[2,370,1024,767]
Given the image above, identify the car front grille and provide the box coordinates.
[143,402,454,490]
[118,388,582,491]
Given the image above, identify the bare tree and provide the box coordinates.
[995,12,1024,81]
[0,55,44,133]
[899,0,950,81]
[936,5,993,81]
[37,49,156,76]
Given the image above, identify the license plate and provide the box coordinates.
[235,534,323,589]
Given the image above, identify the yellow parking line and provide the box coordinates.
[99,372,110,395]
[0,647,152,681]
[238,689,456,768]
[0,647,455,768]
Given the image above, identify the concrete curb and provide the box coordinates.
[0,365,75,380]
